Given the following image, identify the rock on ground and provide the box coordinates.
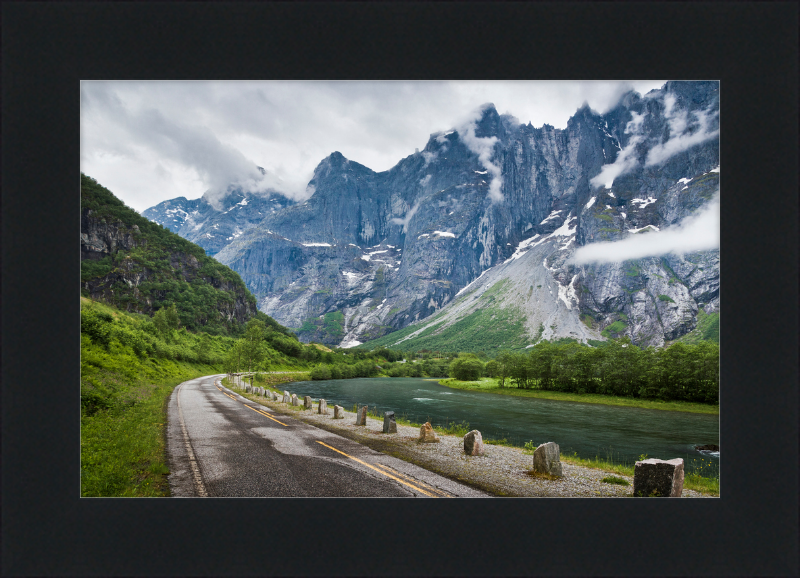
[633,458,684,497]
[463,430,485,456]
[533,442,563,476]
[419,422,440,443]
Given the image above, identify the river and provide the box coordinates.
[282,377,720,477]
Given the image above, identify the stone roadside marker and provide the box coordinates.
[463,430,485,456]
[291,394,299,406]
[304,395,313,409]
[633,458,684,497]
[318,399,328,414]
[419,422,440,443]
[533,442,563,476]
[333,405,344,419]
[383,411,397,434]
[283,391,290,404]
[356,405,368,426]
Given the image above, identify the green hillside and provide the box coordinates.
[81,173,267,336]
[360,280,532,354]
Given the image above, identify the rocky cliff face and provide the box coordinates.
[81,209,143,258]
[146,81,719,348]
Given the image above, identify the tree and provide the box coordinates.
[528,341,555,389]
[196,332,213,365]
[496,352,513,387]
[508,353,531,389]
[240,319,266,372]
[484,359,499,378]
[153,303,181,339]
[449,357,484,381]
[600,337,643,397]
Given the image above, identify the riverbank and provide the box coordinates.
[225,379,716,497]
[436,378,720,415]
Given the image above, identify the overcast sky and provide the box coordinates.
[80,80,666,213]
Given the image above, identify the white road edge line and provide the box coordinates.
[176,380,208,497]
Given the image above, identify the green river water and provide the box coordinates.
[283,377,720,477]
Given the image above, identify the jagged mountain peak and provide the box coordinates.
[313,151,377,178]
[569,101,604,125]
[146,81,719,349]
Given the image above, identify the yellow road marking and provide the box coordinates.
[244,404,288,427]
[372,463,451,497]
[315,441,437,497]
[217,383,287,426]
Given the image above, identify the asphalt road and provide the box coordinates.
[166,374,488,497]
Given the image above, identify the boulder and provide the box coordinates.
[419,422,440,443]
[304,396,313,409]
[633,458,684,497]
[291,394,299,406]
[355,405,368,426]
[533,442,563,476]
[318,399,328,414]
[383,411,397,434]
[333,405,344,419]
[463,430,485,456]
[695,444,719,452]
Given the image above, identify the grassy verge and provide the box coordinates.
[558,451,719,496]
[81,364,217,497]
[437,378,719,415]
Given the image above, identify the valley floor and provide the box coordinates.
[436,378,720,415]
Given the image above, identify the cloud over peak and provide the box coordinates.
[571,192,719,265]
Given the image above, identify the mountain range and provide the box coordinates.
[143,81,720,350]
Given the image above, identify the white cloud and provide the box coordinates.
[590,135,643,189]
[389,201,421,233]
[626,111,646,134]
[645,102,719,166]
[571,192,719,265]
[589,111,648,189]
[81,81,666,212]
[452,104,504,202]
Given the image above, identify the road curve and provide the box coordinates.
[166,375,488,497]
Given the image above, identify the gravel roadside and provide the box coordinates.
[228,382,710,498]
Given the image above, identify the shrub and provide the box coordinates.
[270,335,303,358]
[484,359,500,377]
[310,365,332,380]
[448,357,484,381]
[601,475,630,486]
